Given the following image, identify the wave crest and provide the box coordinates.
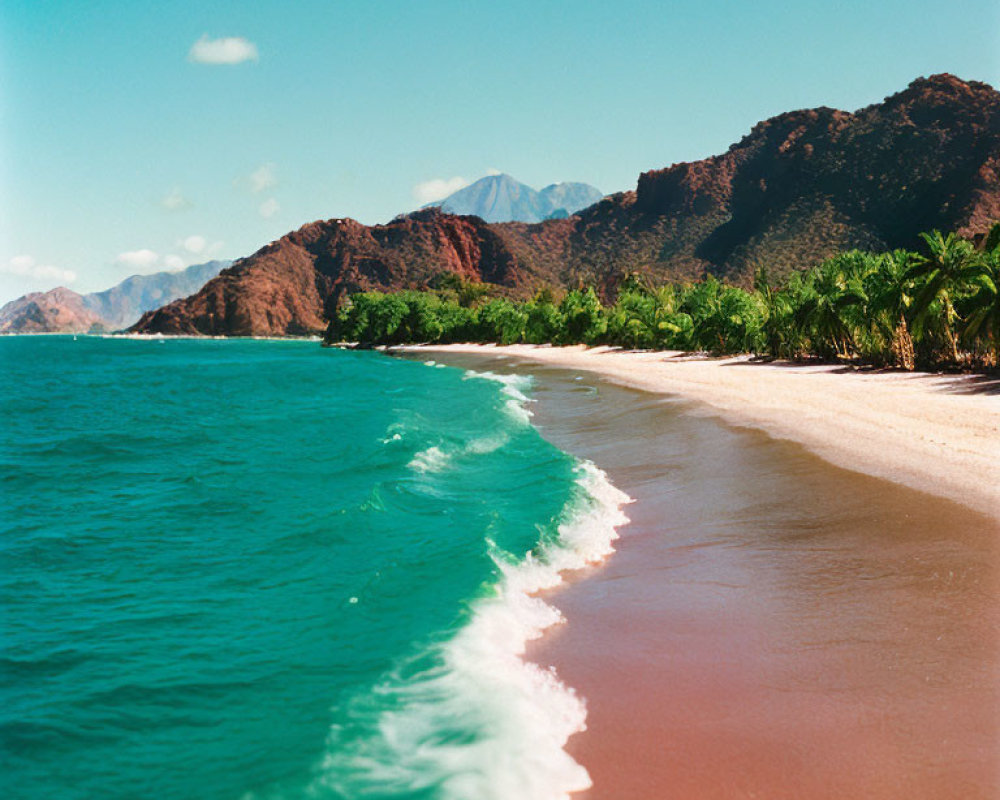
[311,462,632,799]
[463,370,535,424]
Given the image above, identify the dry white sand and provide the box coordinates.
[406,344,1000,520]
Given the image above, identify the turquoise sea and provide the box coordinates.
[0,337,629,800]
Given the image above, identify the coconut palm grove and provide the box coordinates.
[327,227,1000,370]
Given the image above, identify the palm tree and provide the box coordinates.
[907,231,981,363]
[961,246,1000,367]
[753,266,793,358]
[680,277,725,352]
[647,285,692,349]
[866,250,920,369]
[793,256,867,360]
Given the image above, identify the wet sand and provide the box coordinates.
[404,345,1000,519]
[404,351,1000,799]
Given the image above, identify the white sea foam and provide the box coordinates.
[408,445,452,473]
[311,462,632,800]
[463,369,535,424]
[407,434,509,472]
[311,368,632,799]
[406,433,510,472]
[464,432,509,455]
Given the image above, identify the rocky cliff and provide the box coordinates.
[132,74,1000,337]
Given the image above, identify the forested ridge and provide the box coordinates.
[328,227,1000,371]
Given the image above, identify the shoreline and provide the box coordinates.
[401,348,1000,798]
[401,344,1000,521]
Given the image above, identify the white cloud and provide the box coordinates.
[188,35,258,65]
[259,198,280,218]
[160,187,192,211]
[115,249,160,269]
[234,163,277,196]
[111,239,224,278]
[250,163,276,193]
[1,255,77,285]
[165,238,226,270]
[485,167,502,176]
[413,176,469,204]
[183,235,207,254]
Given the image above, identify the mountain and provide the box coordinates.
[132,74,1000,338]
[0,287,109,334]
[131,213,567,336]
[0,260,229,334]
[425,174,604,222]
[537,182,607,219]
[81,260,229,329]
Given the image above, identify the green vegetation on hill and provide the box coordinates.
[326,226,1000,370]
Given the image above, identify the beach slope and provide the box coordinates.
[406,344,1000,519]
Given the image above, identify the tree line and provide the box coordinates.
[326,227,1000,370]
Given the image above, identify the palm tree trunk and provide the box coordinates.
[893,314,915,371]
[945,324,960,363]
[943,300,961,363]
[992,313,999,369]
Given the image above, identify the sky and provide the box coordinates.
[1,0,998,303]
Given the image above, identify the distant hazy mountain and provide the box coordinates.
[82,260,229,329]
[0,260,229,334]
[0,287,109,334]
[537,182,607,218]
[425,174,604,223]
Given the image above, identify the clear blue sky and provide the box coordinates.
[1,0,998,302]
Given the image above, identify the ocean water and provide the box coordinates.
[0,337,630,800]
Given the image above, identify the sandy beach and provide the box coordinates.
[405,344,1000,520]
[398,344,1000,799]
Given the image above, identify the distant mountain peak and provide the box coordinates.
[422,173,604,223]
[0,287,106,334]
[0,260,230,334]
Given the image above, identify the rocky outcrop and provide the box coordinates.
[132,212,548,336]
[132,74,1000,337]
[563,74,1000,283]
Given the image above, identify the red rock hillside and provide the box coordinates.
[0,288,109,334]
[132,74,1000,337]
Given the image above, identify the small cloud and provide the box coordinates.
[113,240,225,277]
[115,249,160,269]
[485,167,502,176]
[166,238,226,269]
[1,255,77,285]
[235,163,277,195]
[188,35,258,65]
[182,235,207,254]
[9,255,35,271]
[250,163,276,193]
[160,187,192,211]
[413,176,469,204]
[259,198,280,218]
